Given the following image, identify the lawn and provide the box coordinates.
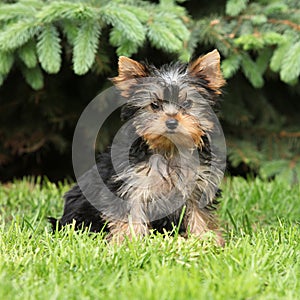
[0,177,299,300]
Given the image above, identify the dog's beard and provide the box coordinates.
[133,113,205,152]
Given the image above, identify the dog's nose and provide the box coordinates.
[165,118,178,130]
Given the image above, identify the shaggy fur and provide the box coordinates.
[50,50,226,246]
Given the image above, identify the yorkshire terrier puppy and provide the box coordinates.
[50,49,226,246]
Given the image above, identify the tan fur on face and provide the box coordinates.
[177,113,205,148]
[141,112,205,152]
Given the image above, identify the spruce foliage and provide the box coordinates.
[0,0,299,182]
[0,0,189,85]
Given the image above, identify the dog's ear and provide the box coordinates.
[111,56,148,85]
[188,49,225,94]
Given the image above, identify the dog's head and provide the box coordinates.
[111,50,225,152]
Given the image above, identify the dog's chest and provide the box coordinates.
[114,154,198,203]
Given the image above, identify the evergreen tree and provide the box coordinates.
[0,0,299,183]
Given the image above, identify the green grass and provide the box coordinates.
[0,177,299,300]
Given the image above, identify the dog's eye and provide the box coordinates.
[181,100,192,109]
[150,101,160,111]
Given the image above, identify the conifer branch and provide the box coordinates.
[268,18,300,31]
[73,21,101,75]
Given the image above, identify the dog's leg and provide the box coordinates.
[107,203,149,242]
[184,201,224,246]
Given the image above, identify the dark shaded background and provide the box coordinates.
[0,0,299,182]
